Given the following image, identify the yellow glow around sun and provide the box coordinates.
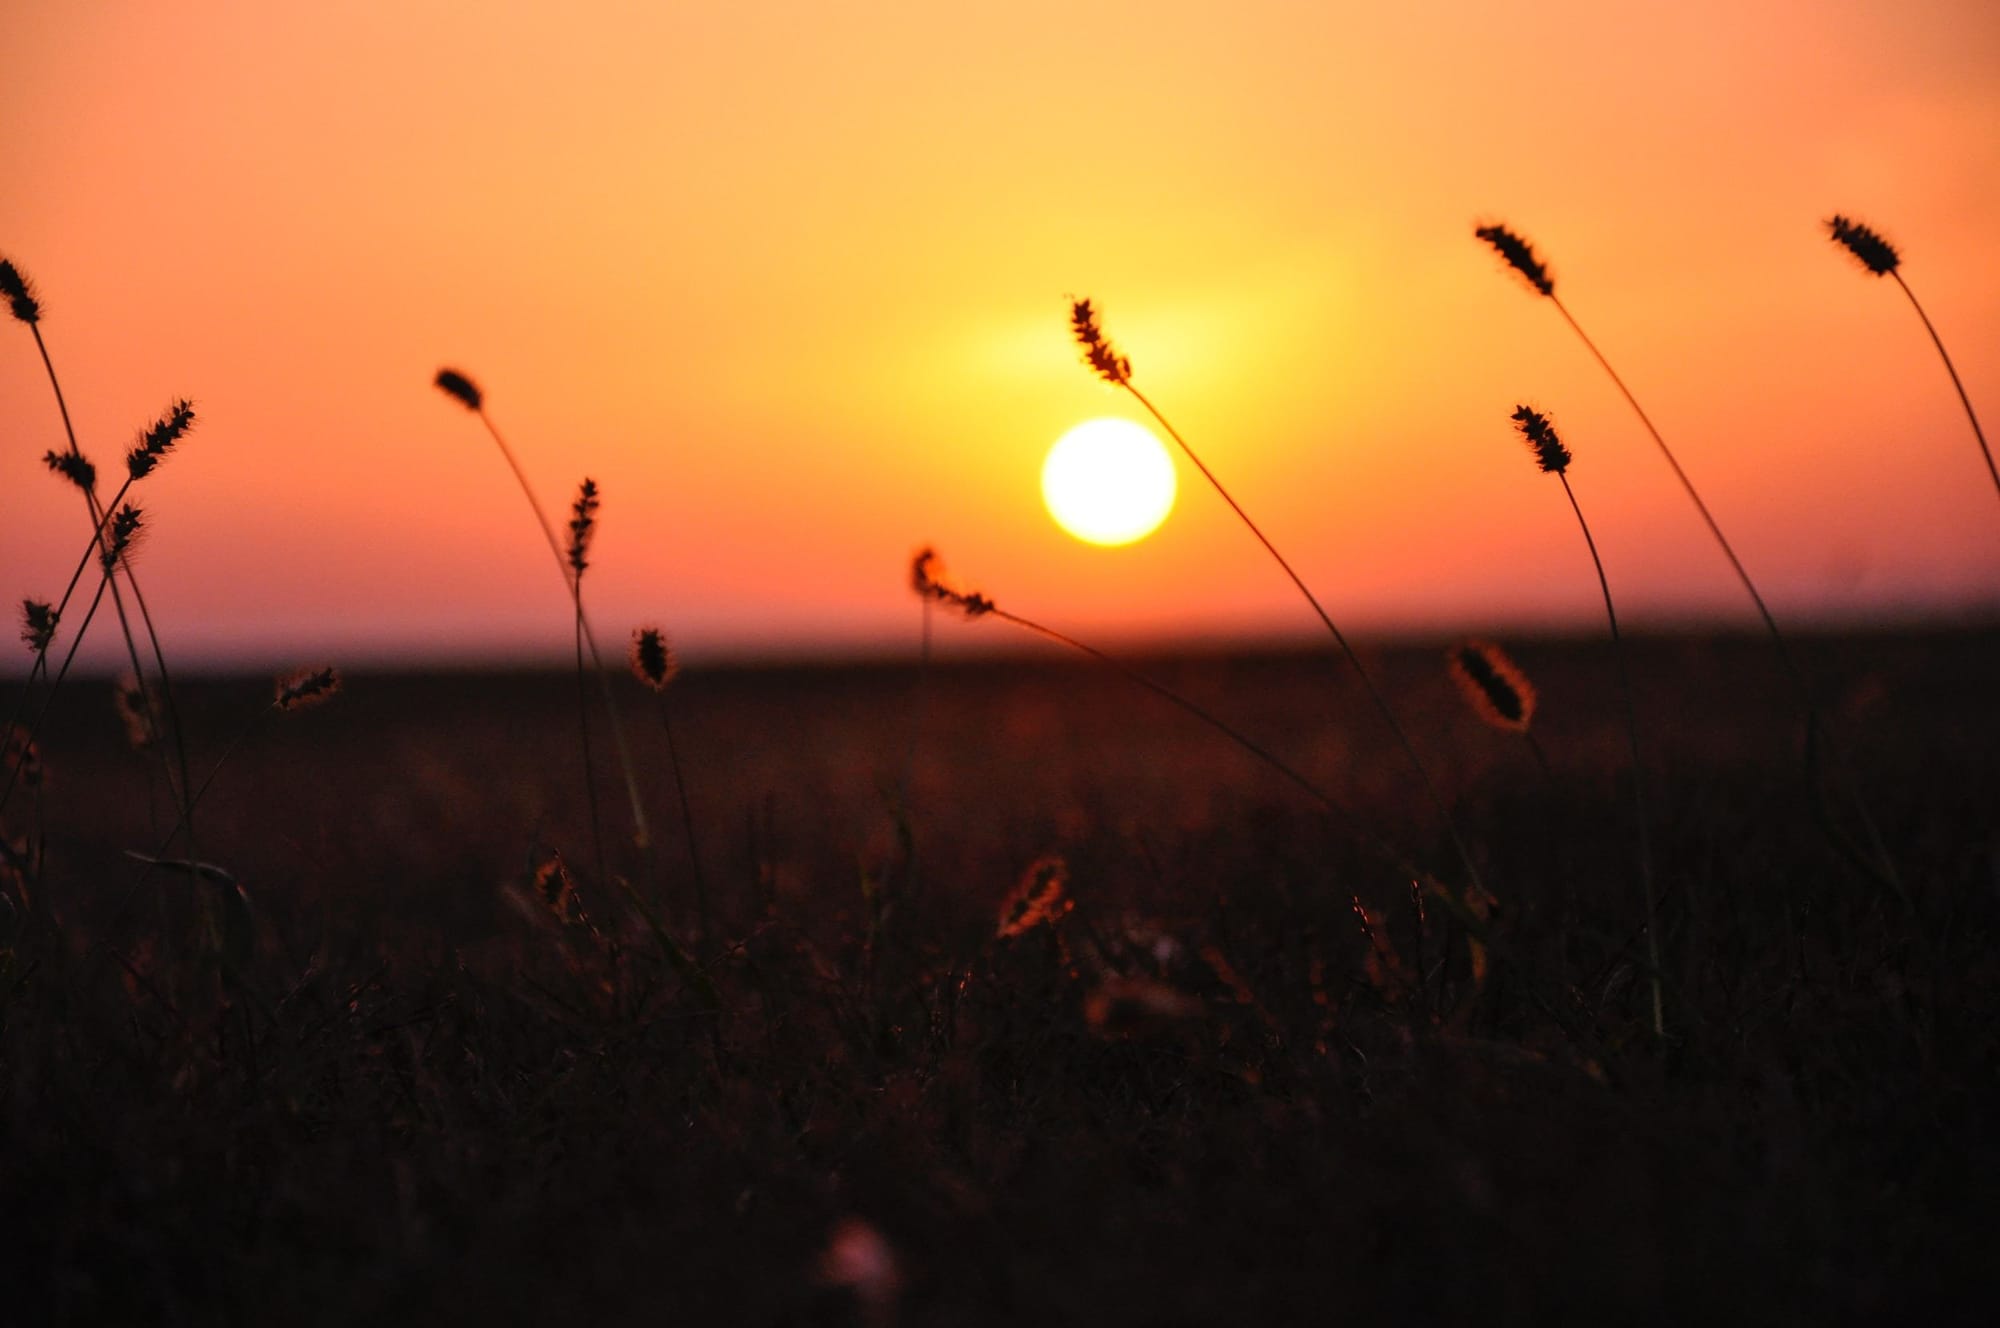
[1041,419,1178,546]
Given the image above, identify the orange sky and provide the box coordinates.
[4,1,1997,668]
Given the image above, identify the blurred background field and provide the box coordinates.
[4,628,1997,1323]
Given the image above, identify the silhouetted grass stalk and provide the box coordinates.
[1825,215,1995,503]
[1477,225,1904,903]
[630,627,709,945]
[433,370,651,856]
[1512,405,1662,1036]
[910,549,1460,903]
[2,259,195,847]
[1067,299,1486,899]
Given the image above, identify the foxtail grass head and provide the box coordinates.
[2,725,41,789]
[275,666,341,712]
[434,367,483,411]
[532,850,584,925]
[43,449,95,494]
[1511,405,1571,474]
[629,626,679,692]
[101,505,144,570]
[1476,224,1555,297]
[1448,639,1537,733]
[20,601,57,655]
[1069,297,1132,386]
[113,672,160,750]
[1084,975,1203,1039]
[127,400,195,480]
[1826,215,1900,276]
[567,478,599,579]
[996,855,1073,939]
[0,259,39,325]
[910,547,995,618]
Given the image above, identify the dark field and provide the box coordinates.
[3,630,1998,1324]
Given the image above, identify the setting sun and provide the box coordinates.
[1041,418,1178,547]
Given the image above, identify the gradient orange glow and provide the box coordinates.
[3,2,1996,668]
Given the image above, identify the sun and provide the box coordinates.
[1041,418,1178,547]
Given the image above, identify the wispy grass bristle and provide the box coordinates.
[1476,224,1555,296]
[629,627,678,692]
[274,666,341,712]
[101,506,144,570]
[0,258,39,325]
[20,601,58,655]
[910,547,994,617]
[1826,215,1900,276]
[126,399,196,480]
[567,479,599,580]
[1069,297,1132,386]
[43,449,95,493]
[434,367,483,411]
[1449,640,1536,733]
[1511,405,1571,474]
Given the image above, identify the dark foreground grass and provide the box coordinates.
[3,631,1998,1325]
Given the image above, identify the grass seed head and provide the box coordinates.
[1476,223,1555,296]
[20,600,58,655]
[101,505,144,570]
[113,672,160,750]
[1084,975,1203,1038]
[630,626,679,692]
[44,449,95,494]
[1511,405,1572,474]
[1449,639,1537,733]
[1069,297,1132,385]
[997,854,1072,939]
[275,666,342,711]
[533,851,583,925]
[2,725,42,789]
[0,258,40,324]
[1826,214,1900,276]
[909,546,995,618]
[434,367,483,411]
[126,399,196,480]
[566,478,599,580]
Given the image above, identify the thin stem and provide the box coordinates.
[1891,271,1998,503]
[980,602,1443,893]
[1547,299,1804,692]
[472,407,651,849]
[1547,296,1904,901]
[656,695,709,945]
[30,325,193,836]
[1120,382,1485,897]
[1560,473,1662,1038]
[1,575,111,815]
[574,607,608,888]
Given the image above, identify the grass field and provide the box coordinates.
[3,629,1997,1324]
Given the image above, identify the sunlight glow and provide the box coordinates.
[1042,419,1178,547]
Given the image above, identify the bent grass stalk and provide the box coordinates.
[433,369,651,856]
[1067,299,1486,901]
[909,549,1457,906]
[630,627,710,946]
[1825,215,1996,505]
[1476,224,1904,903]
[567,479,610,889]
[2,260,196,849]
[1511,405,1662,1037]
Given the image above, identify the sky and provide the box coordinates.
[3,0,1997,669]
